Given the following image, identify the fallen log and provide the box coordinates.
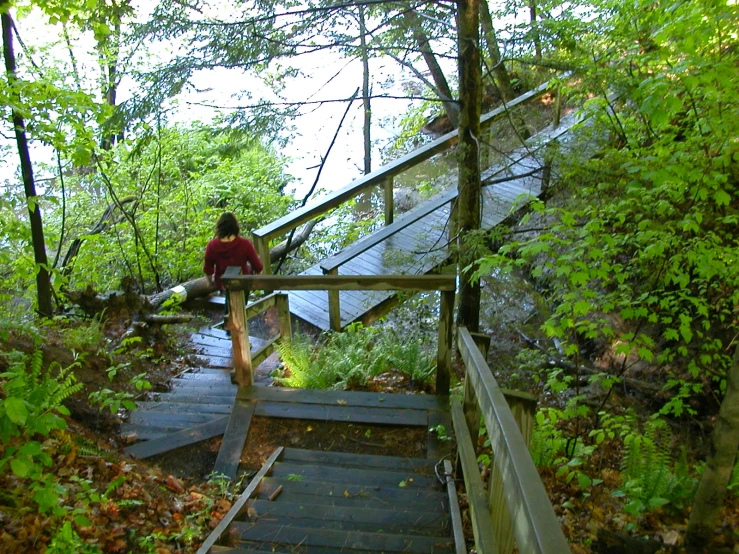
[143,314,194,324]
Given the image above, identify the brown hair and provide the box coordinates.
[215,212,240,238]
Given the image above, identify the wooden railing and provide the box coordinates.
[251,79,561,277]
[221,273,455,394]
[222,267,293,386]
[454,327,571,554]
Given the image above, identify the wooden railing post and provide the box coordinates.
[224,267,253,387]
[462,331,490,439]
[384,176,394,225]
[436,289,455,395]
[489,388,538,554]
[275,292,292,341]
[252,234,271,277]
[324,267,341,331]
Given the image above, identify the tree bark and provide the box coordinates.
[455,0,482,332]
[528,0,543,61]
[2,8,53,316]
[479,0,515,101]
[404,10,459,128]
[686,344,739,548]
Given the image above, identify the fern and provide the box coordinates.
[614,418,698,514]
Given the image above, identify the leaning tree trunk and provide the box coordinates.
[2,7,53,316]
[404,10,459,128]
[480,0,515,101]
[686,344,739,548]
[455,0,482,332]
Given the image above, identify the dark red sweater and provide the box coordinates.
[203,236,264,288]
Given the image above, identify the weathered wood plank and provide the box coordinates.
[213,400,257,479]
[444,459,469,554]
[190,333,232,349]
[120,423,186,441]
[193,354,232,369]
[128,410,217,427]
[196,447,284,554]
[280,448,436,472]
[253,401,428,426]
[149,393,235,406]
[231,522,454,553]
[247,500,450,536]
[270,461,438,488]
[136,401,232,415]
[225,277,253,387]
[222,274,457,292]
[170,379,237,395]
[258,477,448,511]
[458,327,570,554]
[238,386,448,411]
[451,399,500,554]
[123,416,229,459]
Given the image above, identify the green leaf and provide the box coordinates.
[10,457,30,478]
[4,398,28,425]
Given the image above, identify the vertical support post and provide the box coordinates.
[252,233,272,293]
[553,85,562,129]
[488,389,537,554]
[325,267,341,331]
[463,331,490,438]
[436,289,455,396]
[275,292,292,341]
[384,176,394,226]
[224,267,253,387]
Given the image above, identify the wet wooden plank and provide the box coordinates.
[258,477,448,512]
[123,416,229,459]
[271,461,438,488]
[170,378,237,395]
[231,522,454,553]
[176,371,233,381]
[148,393,235,405]
[281,447,436,472]
[120,423,183,441]
[239,386,448,411]
[190,333,232,348]
[128,410,218,427]
[247,500,450,536]
[254,401,428,426]
[194,354,232,369]
[213,400,256,479]
[136,401,232,415]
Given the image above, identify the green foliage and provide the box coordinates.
[0,350,83,512]
[58,312,107,353]
[473,0,739,415]
[613,419,698,515]
[275,323,435,390]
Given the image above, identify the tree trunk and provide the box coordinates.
[2,8,53,316]
[479,0,515,101]
[455,0,482,332]
[359,4,371,175]
[61,195,137,274]
[686,344,739,548]
[404,10,459,128]
[528,0,543,60]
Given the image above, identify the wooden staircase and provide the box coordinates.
[201,447,462,554]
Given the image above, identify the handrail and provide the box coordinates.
[221,273,456,291]
[223,273,455,394]
[252,78,559,247]
[320,188,456,273]
[457,327,570,554]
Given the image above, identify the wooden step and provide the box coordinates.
[230,521,454,553]
[270,461,439,488]
[257,477,449,513]
[127,410,219,427]
[136,401,232,415]
[148,393,235,405]
[248,499,450,536]
[281,447,436,473]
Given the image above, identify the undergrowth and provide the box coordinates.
[274,322,435,390]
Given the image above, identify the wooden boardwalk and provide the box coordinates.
[288,113,582,331]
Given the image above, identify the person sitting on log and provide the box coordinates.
[204,212,263,325]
